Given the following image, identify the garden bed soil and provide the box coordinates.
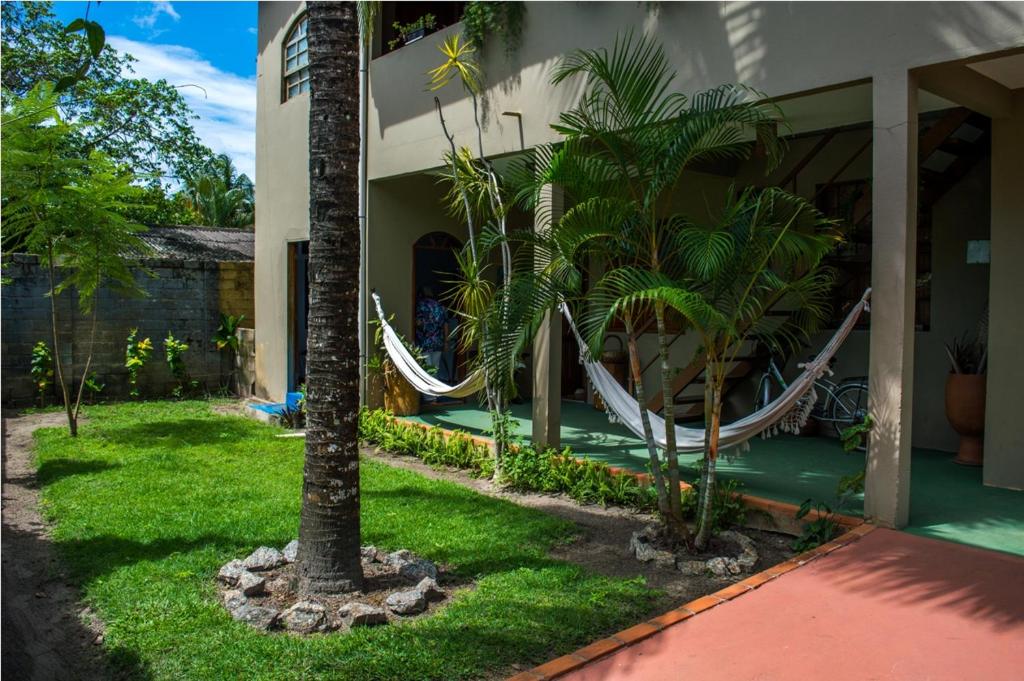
[2,411,108,681]
[363,446,796,611]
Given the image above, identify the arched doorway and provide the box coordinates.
[412,231,464,386]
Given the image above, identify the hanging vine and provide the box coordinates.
[460,1,525,58]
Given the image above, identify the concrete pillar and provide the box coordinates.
[532,184,564,448]
[984,92,1024,490]
[865,70,918,528]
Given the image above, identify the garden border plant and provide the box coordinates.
[359,407,754,523]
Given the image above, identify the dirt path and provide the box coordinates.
[2,411,107,681]
[364,447,794,609]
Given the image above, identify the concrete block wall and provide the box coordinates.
[1,254,255,406]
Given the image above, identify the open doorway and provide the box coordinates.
[287,240,309,391]
[413,231,463,386]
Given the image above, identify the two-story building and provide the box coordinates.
[255,1,1024,542]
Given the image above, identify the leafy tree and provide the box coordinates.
[296,1,364,595]
[179,155,255,227]
[2,83,151,436]
[2,2,213,185]
[526,35,838,549]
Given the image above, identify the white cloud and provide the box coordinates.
[133,1,181,30]
[108,36,256,183]
[247,27,258,36]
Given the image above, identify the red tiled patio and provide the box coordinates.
[551,529,1024,681]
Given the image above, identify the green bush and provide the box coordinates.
[680,474,746,532]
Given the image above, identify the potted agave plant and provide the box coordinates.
[944,334,987,466]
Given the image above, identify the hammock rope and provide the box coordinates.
[560,288,871,453]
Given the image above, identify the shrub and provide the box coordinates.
[30,341,54,407]
[358,407,658,511]
[124,328,153,399]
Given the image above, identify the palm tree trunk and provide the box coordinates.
[654,302,688,543]
[695,377,722,550]
[297,0,364,595]
[623,315,670,516]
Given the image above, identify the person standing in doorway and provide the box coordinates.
[415,287,448,400]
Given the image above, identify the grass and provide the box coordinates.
[32,400,658,680]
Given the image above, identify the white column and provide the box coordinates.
[984,92,1024,490]
[865,70,918,528]
[532,184,563,448]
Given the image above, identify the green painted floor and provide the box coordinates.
[407,400,1024,557]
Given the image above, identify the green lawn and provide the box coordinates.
[33,401,657,680]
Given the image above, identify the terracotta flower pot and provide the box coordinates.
[384,372,420,416]
[944,373,986,466]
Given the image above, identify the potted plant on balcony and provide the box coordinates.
[944,333,987,466]
[388,13,437,51]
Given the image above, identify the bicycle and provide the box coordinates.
[753,354,869,446]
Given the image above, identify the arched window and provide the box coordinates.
[283,15,309,101]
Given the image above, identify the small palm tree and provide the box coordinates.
[526,34,838,549]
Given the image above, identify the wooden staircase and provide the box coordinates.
[629,107,989,419]
[645,342,761,419]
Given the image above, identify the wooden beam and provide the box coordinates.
[918,107,971,161]
[916,64,1013,119]
[776,129,837,190]
[813,138,872,201]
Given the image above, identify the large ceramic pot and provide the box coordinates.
[384,371,421,416]
[944,373,986,466]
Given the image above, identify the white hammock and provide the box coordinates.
[371,292,485,398]
[561,289,871,453]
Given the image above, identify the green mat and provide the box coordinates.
[407,400,1024,557]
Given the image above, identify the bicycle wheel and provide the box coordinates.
[829,381,869,442]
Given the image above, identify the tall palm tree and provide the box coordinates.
[296,1,363,595]
[526,34,837,548]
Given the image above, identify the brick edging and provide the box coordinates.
[507,523,877,681]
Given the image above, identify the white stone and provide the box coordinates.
[399,558,438,582]
[231,604,279,630]
[415,577,445,603]
[222,589,247,611]
[217,559,246,586]
[282,540,299,563]
[281,601,327,634]
[385,589,427,616]
[238,570,267,596]
[339,602,388,627]
[242,546,286,571]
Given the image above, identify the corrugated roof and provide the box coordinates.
[139,226,254,262]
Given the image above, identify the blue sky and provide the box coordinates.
[53,1,258,180]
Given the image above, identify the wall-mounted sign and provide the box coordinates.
[966,239,990,264]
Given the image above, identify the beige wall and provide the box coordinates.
[367,2,1024,181]
[985,91,1024,490]
[256,1,309,400]
[367,174,469,341]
